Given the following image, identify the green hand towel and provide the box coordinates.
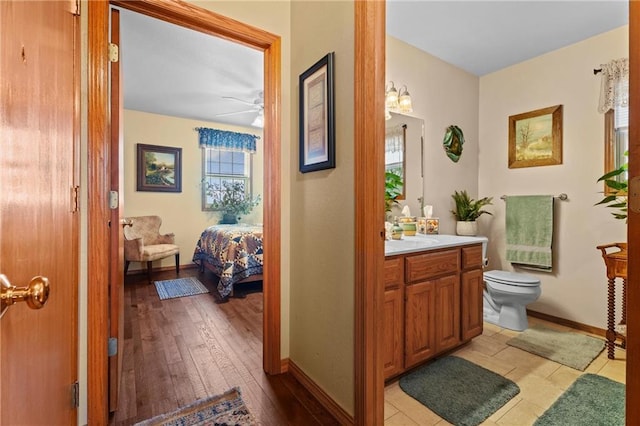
[505,195,554,270]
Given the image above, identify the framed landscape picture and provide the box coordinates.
[136,143,182,192]
[508,105,563,168]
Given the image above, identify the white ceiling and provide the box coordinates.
[119,1,628,128]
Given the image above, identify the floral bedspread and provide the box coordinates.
[192,224,263,298]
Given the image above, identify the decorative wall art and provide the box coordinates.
[508,105,563,168]
[299,52,335,173]
[442,125,465,163]
[136,143,182,192]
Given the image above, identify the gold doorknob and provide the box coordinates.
[0,274,50,310]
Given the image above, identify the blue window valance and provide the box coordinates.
[195,127,258,153]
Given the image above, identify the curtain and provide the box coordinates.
[385,124,405,154]
[598,58,629,114]
[195,127,258,153]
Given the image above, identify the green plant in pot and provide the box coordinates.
[206,180,261,224]
[595,151,628,221]
[451,189,493,236]
[385,171,403,219]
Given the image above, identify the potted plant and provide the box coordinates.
[206,180,261,224]
[451,189,493,236]
[595,151,628,221]
[385,171,403,219]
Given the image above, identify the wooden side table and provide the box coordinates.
[596,242,627,359]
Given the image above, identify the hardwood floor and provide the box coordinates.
[110,267,338,425]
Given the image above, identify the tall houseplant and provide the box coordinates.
[595,152,628,221]
[385,171,403,219]
[451,190,493,235]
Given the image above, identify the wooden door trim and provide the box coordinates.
[88,1,282,423]
[627,1,639,421]
[354,1,385,424]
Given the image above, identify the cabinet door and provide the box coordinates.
[405,281,436,368]
[435,275,461,353]
[461,268,484,341]
[383,287,404,379]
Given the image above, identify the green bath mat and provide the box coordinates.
[506,324,605,370]
[399,356,520,426]
[535,374,625,425]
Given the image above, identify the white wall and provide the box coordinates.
[290,1,355,415]
[123,110,264,272]
[387,36,480,235]
[478,26,628,328]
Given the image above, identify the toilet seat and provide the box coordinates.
[484,270,540,287]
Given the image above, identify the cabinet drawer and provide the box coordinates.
[462,244,483,270]
[406,249,459,283]
[384,257,404,289]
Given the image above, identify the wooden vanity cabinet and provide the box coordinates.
[384,243,484,380]
[383,257,404,378]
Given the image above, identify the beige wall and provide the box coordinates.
[386,36,480,234]
[289,1,355,415]
[478,26,628,327]
[123,109,264,270]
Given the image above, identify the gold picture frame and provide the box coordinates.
[508,104,563,168]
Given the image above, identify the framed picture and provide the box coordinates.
[136,143,182,192]
[299,52,335,173]
[508,104,563,168]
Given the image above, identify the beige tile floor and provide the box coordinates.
[384,317,627,425]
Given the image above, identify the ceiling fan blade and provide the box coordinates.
[215,109,256,117]
[222,96,256,106]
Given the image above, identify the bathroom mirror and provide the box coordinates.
[385,112,424,218]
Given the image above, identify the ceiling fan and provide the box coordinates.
[217,91,264,128]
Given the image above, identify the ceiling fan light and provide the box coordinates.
[252,113,264,128]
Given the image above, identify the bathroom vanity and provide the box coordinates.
[384,234,487,380]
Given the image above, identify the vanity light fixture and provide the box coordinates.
[398,85,413,113]
[385,81,413,115]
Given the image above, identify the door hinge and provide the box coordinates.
[108,43,119,63]
[109,190,119,209]
[71,185,80,213]
[73,0,80,16]
[108,337,118,357]
[71,381,79,408]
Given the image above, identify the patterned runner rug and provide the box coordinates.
[134,387,256,425]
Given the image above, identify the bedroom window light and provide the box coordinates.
[202,148,252,211]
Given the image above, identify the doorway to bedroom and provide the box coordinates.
[107,2,283,423]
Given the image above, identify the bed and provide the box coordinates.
[192,224,264,300]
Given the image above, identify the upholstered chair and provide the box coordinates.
[123,215,180,283]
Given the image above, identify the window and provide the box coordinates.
[202,148,252,210]
[604,103,628,194]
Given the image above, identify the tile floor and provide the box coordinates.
[384,317,626,425]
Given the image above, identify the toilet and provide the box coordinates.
[483,270,541,331]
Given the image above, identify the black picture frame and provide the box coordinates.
[136,143,182,192]
[299,52,335,173]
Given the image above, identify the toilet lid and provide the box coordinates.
[484,270,540,287]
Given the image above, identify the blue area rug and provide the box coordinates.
[535,374,625,425]
[154,277,209,300]
[399,356,520,426]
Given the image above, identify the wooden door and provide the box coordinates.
[404,281,435,368]
[383,287,403,379]
[461,268,484,341]
[434,275,460,353]
[109,6,125,412]
[0,1,79,424]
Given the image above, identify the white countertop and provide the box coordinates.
[385,234,488,256]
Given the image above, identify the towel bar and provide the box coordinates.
[500,193,568,201]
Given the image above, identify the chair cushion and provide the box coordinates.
[141,244,180,262]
